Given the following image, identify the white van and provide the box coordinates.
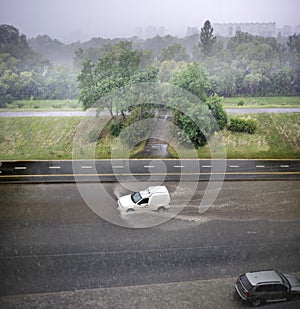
[117,186,170,213]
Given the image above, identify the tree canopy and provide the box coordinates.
[77,41,158,115]
[199,20,216,57]
[170,63,227,147]
[171,63,211,101]
[1,23,299,110]
[159,43,190,62]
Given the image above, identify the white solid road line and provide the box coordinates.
[14,167,27,170]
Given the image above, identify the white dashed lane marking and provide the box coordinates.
[14,167,27,170]
[81,166,93,169]
[49,166,61,169]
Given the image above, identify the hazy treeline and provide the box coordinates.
[0,25,78,107]
[0,23,299,107]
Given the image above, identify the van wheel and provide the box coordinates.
[157,207,165,213]
[127,209,134,213]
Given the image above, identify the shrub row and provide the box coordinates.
[228,117,257,134]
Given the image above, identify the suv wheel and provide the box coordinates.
[251,298,262,307]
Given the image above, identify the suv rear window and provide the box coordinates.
[240,274,254,290]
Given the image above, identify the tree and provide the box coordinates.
[199,20,216,57]
[206,94,228,130]
[43,66,78,99]
[159,43,190,62]
[174,103,213,147]
[227,32,256,56]
[171,63,211,101]
[287,34,300,55]
[16,71,41,99]
[0,24,29,60]
[0,24,50,73]
[242,73,271,96]
[120,105,155,148]
[77,41,158,116]
[158,60,187,82]
[170,63,227,147]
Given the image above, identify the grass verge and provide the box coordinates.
[168,113,300,159]
[1,96,299,112]
[0,113,299,160]
[2,99,81,111]
[0,117,82,160]
[222,96,300,108]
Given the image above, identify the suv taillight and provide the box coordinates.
[244,291,253,297]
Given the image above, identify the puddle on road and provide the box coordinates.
[134,142,173,158]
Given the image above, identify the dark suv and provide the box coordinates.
[235,270,300,306]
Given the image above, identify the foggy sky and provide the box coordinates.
[0,0,299,42]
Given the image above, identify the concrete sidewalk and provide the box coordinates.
[0,276,241,309]
[1,273,300,308]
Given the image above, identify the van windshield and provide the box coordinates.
[131,192,142,203]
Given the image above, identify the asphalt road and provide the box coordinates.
[0,180,299,306]
[0,159,299,182]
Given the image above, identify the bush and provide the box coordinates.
[237,99,244,106]
[206,95,228,130]
[109,121,124,137]
[88,129,99,143]
[120,106,155,148]
[228,117,257,134]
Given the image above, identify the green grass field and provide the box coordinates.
[221,96,300,108]
[1,96,300,111]
[0,117,82,160]
[3,99,81,111]
[205,113,299,159]
[0,113,299,160]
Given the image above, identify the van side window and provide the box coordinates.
[138,198,149,205]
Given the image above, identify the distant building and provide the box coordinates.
[135,26,166,39]
[212,22,276,37]
[135,27,144,39]
[186,27,199,36]
[282,25,292,36]
[157,26,166,37]
[294,24,300,34]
